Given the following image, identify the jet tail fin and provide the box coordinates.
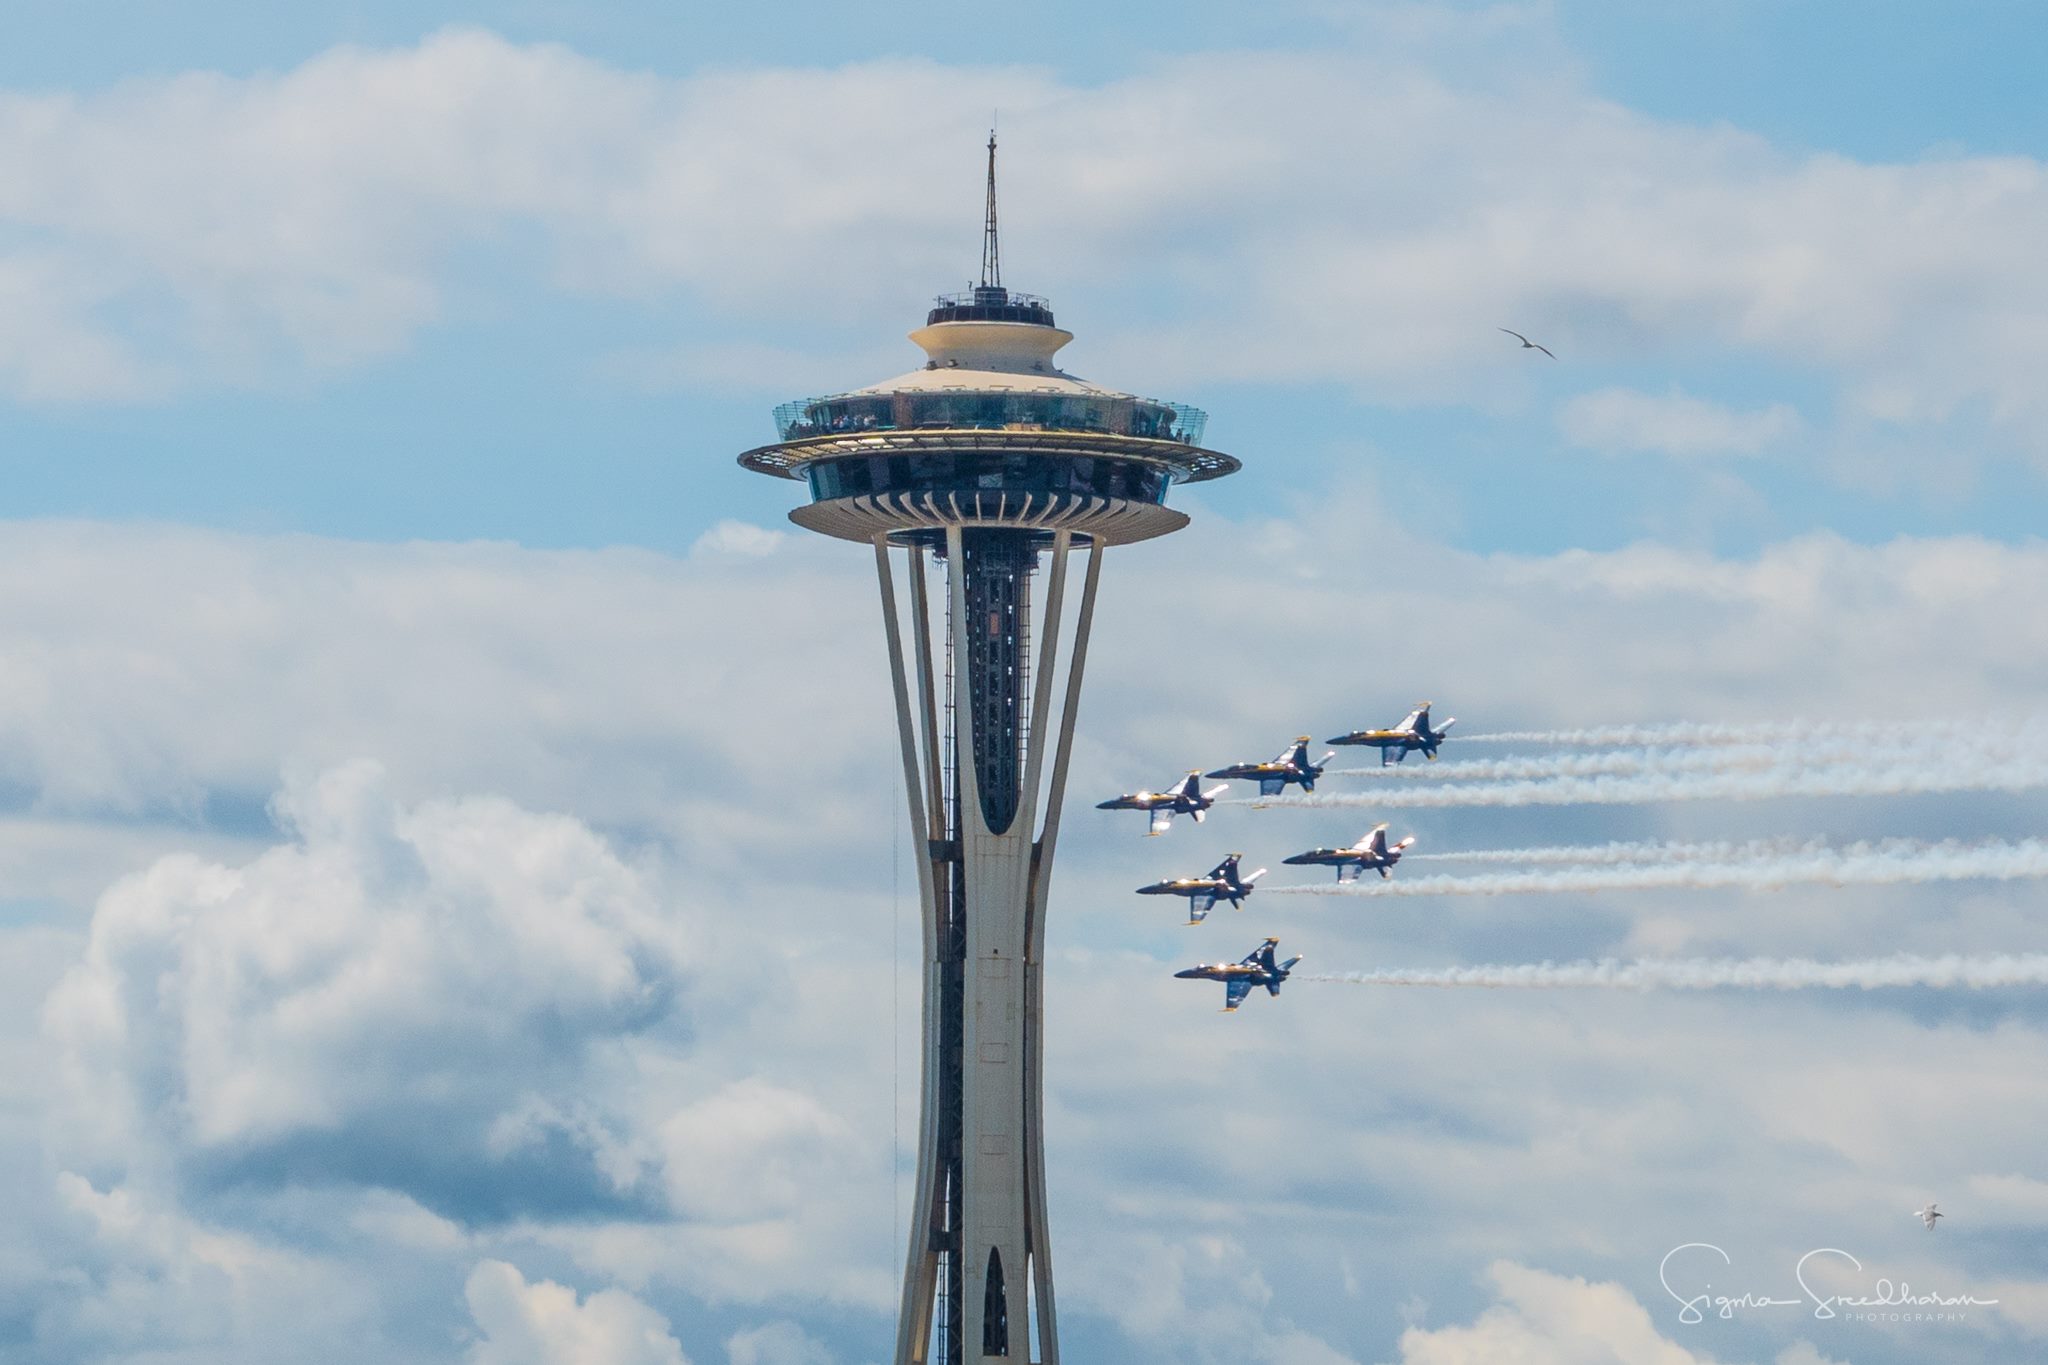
[1268,956,1302,995]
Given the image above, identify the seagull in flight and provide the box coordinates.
[1499,328,1555,358]
[1917,1202,1943,1230]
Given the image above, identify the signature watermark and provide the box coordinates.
[1660,1243,1999,1325]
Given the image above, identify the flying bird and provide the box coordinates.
[1917,1202,1943,1230]
[1499,328,1555,358]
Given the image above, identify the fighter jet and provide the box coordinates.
[1917,1203,1943,1230]
[1175,936,1302,1012]
[1097,771,1230,835]
[1136,853,1268,924]
[1206,736,1336,797]
[1283,823,1416,882]
[1328,702,1457,765]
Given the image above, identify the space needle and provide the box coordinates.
[739,137,1238,1365]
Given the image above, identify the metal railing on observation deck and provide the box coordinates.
[925,289,1056,327]
[773,390,1209,447]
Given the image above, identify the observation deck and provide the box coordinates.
[738,284,1238,547]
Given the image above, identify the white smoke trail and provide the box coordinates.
[1252,725,2048,810]
[1268,838,2048,898]
[1303,953,2048,991]
[1324,722,2045,785]
[1328,745,1786,782]
[1404,837,1819,867]
[1456,720,1865,747]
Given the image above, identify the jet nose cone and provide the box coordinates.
[1282,853,1311,865]
[1172,968,1201,979]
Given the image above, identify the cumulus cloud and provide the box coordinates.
[0,521,890,862]
[8,515,2048,1363]
[1558,388,1802,459]
[43,760,690,1219]
[690,519,788,560]
[466,1259,689,1365]
[1378,1263,1857,1365]
[726,1319,835,1365]
[1388,1261,1724,1364]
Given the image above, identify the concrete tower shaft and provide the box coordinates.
[738,145,1236,1365]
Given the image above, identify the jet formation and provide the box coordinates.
[1283,823,1416,882]
[1174,937,1302,1012]
[1328,702,1456,765]
[1136,853,1267,923]
[1097,703,1453,1011]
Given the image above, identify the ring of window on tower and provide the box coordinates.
[804,452,1169,505]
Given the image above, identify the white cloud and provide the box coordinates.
[1774,1347,1849,1365]
[1977,1279,2048,1336]
[40,1172,401,1365]
[726,1319,835,1365]
[8,517,2048,1363]
[465,1259,689,1365]
[1559,388,1802,458]
[0,521,890,851]
[690,520,787,560]
[3,25,2048,473]
[1387,1261,1723,1364]
[43,760,691,1216]
[658,1080,854,1222]
[1960,1173,2048,1225]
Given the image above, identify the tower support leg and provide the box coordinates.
[879,532,1103,1365]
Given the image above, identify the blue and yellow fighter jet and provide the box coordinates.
[1136,853,1268,924]
[1283,823,1416,882]
[1097,771,1230,835]
[1327,701,1457,765]
[1174,937,1302,1012]
[1205,735,1336,796]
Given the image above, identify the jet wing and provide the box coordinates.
[1148,807,1174,836]
[1258,776,1285,796]
[1224,978,1254,1011]
[1336,862,1363,883]
[1186,892,1217,924]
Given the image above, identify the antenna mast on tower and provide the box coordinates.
[980,131,1001,291]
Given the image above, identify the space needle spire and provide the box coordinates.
[981,130,1001,290]
[740,140,1238,1365]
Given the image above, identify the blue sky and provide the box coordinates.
[6,5,2048,1365]
[4,1,2048,555]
